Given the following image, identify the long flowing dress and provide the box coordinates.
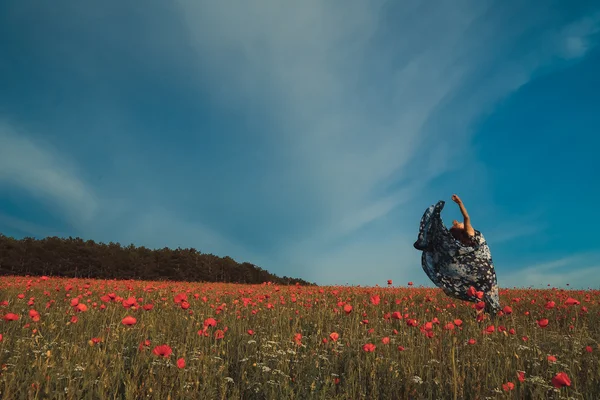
[413,200,501,314]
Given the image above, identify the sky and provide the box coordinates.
[1,1,599,289]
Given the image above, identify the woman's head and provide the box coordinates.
[449,220,468,242]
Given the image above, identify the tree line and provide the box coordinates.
[0,234,313,285]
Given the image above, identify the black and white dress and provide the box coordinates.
[413,200,501,313]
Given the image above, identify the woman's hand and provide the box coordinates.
[451,194,462,204]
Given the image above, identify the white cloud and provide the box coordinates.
[172,1,600,284]
[2,2,599,287]
[484,210,548,245]
[118,207,259,263]
[302,232,422,286]
[557,13,600,59]
[0,121,98,226]
[502,254,600,289]
[175,2,479,254]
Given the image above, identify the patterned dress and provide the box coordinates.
[413,200,501,314]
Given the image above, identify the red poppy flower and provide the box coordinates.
[517,371,525,382]
[381,337,390,344]
[76,303,88,312]
[177,358,185,369]
[537,319,549,328]
[139,339,151,351]
[564,298,580,306]
[467,286,476,297]
[329,332,339,342]
[362,343,376,352]
[3,313,19,321]
[547,355,557,363]
[122,297,137,308]
[100,295,111,303]
[173,294,187,304]
[502,382,515,391]
[203,317,217,328]
[152,344,172,358]
[585,345,593,353]
[28,309,40,321]
[121,316,137,326]
[551,372,571,388]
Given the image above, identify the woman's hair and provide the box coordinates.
[449,226,476,246]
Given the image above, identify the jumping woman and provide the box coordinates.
[413,194,501,314]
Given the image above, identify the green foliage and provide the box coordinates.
[0,277,598,399]
[0,233,313,286]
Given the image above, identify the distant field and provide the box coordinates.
[0,276,598,399]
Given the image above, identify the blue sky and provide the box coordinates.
[1,1,599,288]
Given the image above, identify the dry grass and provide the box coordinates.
[0,275,598,399]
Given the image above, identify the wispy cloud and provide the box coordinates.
[484,210,548,245]
[0,213,64,238]
[502,254,600,289]
[0,121,98,226]
[172,1,600,282]
[1,2,599,286]
[557,12,600,59]
[118,206,260,263]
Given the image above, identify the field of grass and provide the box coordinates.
[0,275,598,399]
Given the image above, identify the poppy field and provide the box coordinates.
[0,276,598,399]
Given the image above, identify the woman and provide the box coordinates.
[413,194,501,314]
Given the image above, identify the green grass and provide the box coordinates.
[0,276,598,399]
